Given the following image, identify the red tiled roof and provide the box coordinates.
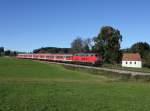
[122,53,141,61]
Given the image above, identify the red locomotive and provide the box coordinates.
[17,53,102,65]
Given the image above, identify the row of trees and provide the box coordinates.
[33,47,72,54]
[33,39,93,54]
[0,47,17,56]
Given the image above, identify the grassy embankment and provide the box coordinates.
[1,57,150,111]
[102,63,150,73]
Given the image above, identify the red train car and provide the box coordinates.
[17,53,102,65]
[72,53,102,65]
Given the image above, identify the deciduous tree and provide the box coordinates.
[94,26,122,63]
[71,37,84,53]
[130,42,150,58]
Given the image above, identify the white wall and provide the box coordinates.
[122,61,142,68]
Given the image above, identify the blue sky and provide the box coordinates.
[0,0,150,52]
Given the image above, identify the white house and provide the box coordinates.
[122,53,142,68]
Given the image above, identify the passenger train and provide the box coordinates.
[17,53,103,65]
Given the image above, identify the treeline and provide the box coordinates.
[33,47,72,54]
[0,47,17,56]
[33,38,93,54]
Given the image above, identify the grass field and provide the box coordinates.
[1,57,150,111]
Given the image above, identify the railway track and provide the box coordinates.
[36,60,150,76]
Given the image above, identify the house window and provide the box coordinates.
[134,62,136,64]
[130,61,132,64]
[126,62,128,64]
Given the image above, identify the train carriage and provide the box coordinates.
[17,53,102,65]
[54,54,73,62]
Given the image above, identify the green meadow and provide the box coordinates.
[0,57,150,111]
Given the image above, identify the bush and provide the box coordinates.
[143,63,150,68]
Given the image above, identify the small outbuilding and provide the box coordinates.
[122,53,142,68]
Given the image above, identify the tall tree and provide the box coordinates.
[71,37,84,53]
[94,26,122,63]
[82,38,92,53]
